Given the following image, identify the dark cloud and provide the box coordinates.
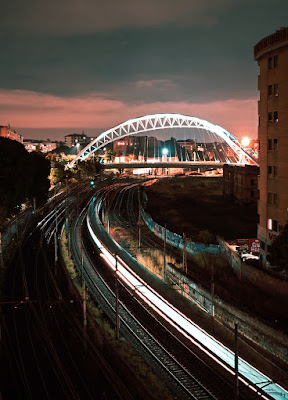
[0,0,229,35]
[0,0,287,111]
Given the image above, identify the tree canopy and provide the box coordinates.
[267,223,288,271]
[0,138,50,224]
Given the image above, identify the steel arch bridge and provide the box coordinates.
[68,113,258,168]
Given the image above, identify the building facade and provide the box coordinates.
[254,27,288,265]
[223,164,259,204]
[64,132,94,147]
[0,125,23,143]
[24,140,57,153]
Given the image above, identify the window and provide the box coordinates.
[267,218,272,230]
[260,240,265,250]
[273,165,278,178]
[274,111,279,123]
[267,192,273,204]
[258,115,260,126]
[250,179,255,186]
[268,165,273,177]
[274,83,279,96]
[274,55,278,67]
[268,139,272,150]
[268,112,273,123]
[268,85,273,96]
[272,219,278,232]
[273,138,278,150]
[251,190,254,198]
[273,193,278,206]
[268,57,272,69]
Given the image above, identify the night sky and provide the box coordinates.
[1,0,287,141]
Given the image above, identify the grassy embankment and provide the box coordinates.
[144,176,257,242]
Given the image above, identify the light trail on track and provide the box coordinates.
[87,194,288,400]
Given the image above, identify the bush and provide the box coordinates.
[199,229,216,244]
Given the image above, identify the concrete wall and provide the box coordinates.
[219,238,288,298]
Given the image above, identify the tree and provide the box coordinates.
[0,138,51,224]
[75,159,102,178]
[0,138,31,221]
[104,148,115,163]
[267,223,288,270]
[28,152,51,207]
[50,163,66,185]
[199,229,216,244]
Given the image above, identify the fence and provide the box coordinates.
[167,265,288,364]
[141,207,219,254]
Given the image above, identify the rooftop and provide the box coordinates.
[254,27,288,59]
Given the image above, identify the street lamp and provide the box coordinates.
[241,137,250,148]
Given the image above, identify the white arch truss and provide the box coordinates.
[68,113,258,167]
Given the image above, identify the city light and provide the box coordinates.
[241,137,250,147]
[162,148,168,155]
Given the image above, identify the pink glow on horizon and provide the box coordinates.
[0,89,258,139]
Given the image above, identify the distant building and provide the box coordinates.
[0,125,23,143]
[254,27,288,265]
[223,164,259,204]
[113,136,134,156]
[64,132,95,148]
[24,140,57,153]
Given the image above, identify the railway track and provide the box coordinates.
[77,184,268,399]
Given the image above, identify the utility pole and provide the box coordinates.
[15,214,19,242]
[0,232,4,276]
[182,233,187,274]
[107,195,110,234]
[115,256,119,339]
[163,224,167,281]
[235,323,239,400]
[211,258,215,317]
[138,187,141,251]
[83,280,87,353]
[54,210,58,276]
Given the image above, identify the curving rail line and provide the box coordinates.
[87,194,288,400]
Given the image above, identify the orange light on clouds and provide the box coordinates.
[0,89,258,139]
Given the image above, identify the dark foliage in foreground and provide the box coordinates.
[0,137,50,224]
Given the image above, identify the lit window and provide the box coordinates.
[267,218,272,230]
[268,112,273,123]
[268,139,272,150]
[274,111,278,123]
[268,85,272,96]
[274,55,278,67]
[273,138,278,150]
[274,83,279,96]
[268,57,272,69]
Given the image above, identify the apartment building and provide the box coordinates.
[254,27,288,265]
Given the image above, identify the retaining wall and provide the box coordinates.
[141,208,219,254]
